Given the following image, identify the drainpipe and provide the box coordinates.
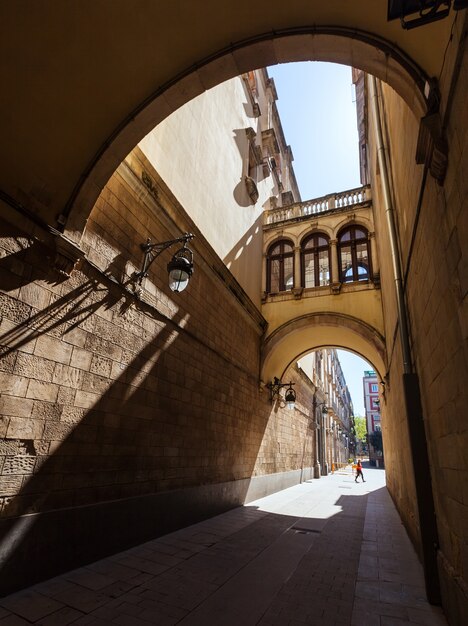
[368,75,440,604]
[368,77,412,374]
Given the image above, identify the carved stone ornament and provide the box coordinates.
[430,136,448,184]
[416,112,448,184]
[261,128,280,154]
[330,282,342,295]
[245,127,256,142]
[54,235,85,276]
[245,176,259,203]
[142,170,159,199]
[291,287,303,300]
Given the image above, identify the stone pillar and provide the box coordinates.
[369,232,380,285]
[331,422,339,473]
[313,396,321,478]
[321,412,329,476]
[294,245,301,289]
[314,425,321,479]
[329,238,340,294]
[262,252,267,296]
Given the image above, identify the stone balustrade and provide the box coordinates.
[264,185,371,225]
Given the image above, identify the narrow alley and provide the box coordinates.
[0,467,447,625]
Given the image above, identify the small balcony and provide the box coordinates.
[264,185,371,227]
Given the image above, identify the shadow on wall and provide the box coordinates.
[231,129,272,209]
[223,214,264,280]
[0,220,274,595]
[231,129,253,208]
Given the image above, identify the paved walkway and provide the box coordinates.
[0,466,447,625]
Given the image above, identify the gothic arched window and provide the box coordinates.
[266,239,294,293]
[338,226,371,282]
[301,233,330,288]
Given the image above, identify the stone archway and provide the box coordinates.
[63,27,432,243]
[261,311,386,383]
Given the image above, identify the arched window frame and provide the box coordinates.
[266,239,294,293]
[300,232,331,288]
[338,225,371,283]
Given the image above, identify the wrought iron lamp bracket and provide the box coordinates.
[266,377,296,405]
[133,233,194,285]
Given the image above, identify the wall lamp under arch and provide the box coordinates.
[134,233,195,292]
[317,402,329,416]
[267,377,296,410]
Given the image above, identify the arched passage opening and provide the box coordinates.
[261,312,386,384]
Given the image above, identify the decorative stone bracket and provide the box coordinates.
[416,112,448,184]
[330,282,342,295]
[245,176,259,203]
[53,234,85,276]
[142,170,159,199]
[261,128,280,155]
[241,74,261,117]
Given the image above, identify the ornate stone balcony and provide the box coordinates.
[264,185,371,226]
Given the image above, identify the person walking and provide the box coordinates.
[355,459,365,482]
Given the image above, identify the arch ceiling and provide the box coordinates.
[0,2,456,238]
[261,312,387,382]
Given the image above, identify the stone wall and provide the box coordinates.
[368,27,467,624]
[0,148,315,595]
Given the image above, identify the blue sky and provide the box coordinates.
[268,61,371,415]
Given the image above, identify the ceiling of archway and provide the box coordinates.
[0,1,455,230]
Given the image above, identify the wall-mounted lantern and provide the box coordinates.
[133,233,195,292]
[266,377,296,409]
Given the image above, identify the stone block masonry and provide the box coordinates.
[367,40,468,625]
[0,153,314,594]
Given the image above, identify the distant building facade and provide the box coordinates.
[363,370,383,466]
[298,349,354,475]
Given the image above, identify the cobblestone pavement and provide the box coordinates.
[0,467,447,625]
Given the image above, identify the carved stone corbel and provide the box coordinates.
[142,170,159,199]
[245,176,259,203]
[330,282,342,295]
[416,112,448,184]
[54,234,85,276]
